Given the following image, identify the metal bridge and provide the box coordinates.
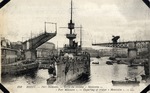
[22,22,57,50]
[92,40,150,49]
[22,32,56,50]
[21,22,57,60]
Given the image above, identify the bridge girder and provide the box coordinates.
[92,40,150,49]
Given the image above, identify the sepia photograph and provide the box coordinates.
[0,0,150,93]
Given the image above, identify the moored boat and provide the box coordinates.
[109,56,116,60]
[106,61,113,65]
[92,61,99,64]
[112,77,140,86]
[96,55,100,59]
[112,80,140,86]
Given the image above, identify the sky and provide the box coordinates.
[0,0,150,47]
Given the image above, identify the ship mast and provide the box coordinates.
[66,0,76,48]
[71,0,73,25]
[80,25,82,48]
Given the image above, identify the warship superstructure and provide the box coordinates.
[47,0,90,84]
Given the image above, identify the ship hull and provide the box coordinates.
[2,61,39,76]
[47,52,90,84]
[55,60,90,84]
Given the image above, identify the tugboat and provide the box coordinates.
[47,0,90,84]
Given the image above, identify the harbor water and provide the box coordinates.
[2,57,148,92]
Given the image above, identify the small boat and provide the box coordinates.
[112,78,140,86]
[47,76,56,84]
[92,61,99,64]
[96,55,100,59]
[106,61,113,65]
[109,56,116,60]
[112,80,140,86]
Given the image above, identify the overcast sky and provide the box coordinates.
[0,0,150,47]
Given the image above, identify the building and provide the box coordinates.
[36,42,57,58]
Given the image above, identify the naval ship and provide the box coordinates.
[47,0,91,84]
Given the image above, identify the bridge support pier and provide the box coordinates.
[127,42,137,59]
[128,48,137,59]
[142,43,150,81]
